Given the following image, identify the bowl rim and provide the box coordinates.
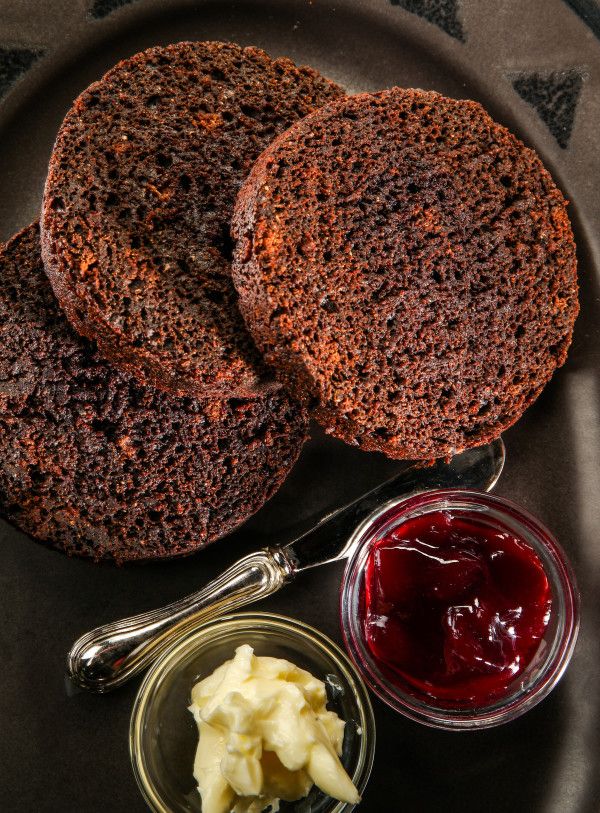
[340,488,580,731]
[130,610,376,813]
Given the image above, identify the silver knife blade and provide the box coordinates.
[282,438,505,573]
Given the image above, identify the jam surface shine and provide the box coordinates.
[362,510,552,704]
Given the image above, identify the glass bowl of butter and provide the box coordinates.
[130,612,376,813]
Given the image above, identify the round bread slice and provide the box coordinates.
[41,41,343,400]
[232,88,579,460]
[0,224,308,562]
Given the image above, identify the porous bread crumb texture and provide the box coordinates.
[0,225,308,562]
[232,88,579,460]
[41,41,343,400]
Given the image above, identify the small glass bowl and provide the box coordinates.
[340,489,580,730]
[130,612,376,812]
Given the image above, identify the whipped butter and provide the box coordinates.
[189,644,360,813]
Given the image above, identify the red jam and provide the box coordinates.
[362,510,552,705]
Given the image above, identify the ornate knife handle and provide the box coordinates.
[67,548,295,693]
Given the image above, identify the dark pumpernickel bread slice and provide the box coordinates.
[41,41,343,400]
[232,88,579,460]
[0,224,308,562]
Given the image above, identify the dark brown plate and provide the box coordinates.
[1,1,599,810]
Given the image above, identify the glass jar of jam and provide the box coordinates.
[340,489,579,729]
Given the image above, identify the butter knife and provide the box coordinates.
[68,438,505,692]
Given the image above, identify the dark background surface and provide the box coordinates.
[1,0,599,810]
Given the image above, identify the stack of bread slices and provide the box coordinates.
[0,41,578,562]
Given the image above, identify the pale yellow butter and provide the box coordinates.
[189,644,360,813]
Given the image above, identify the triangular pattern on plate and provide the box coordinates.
[0,47,43,102]
[389,0,465,42]
[511,69,585,149]
[90,0,138,20]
